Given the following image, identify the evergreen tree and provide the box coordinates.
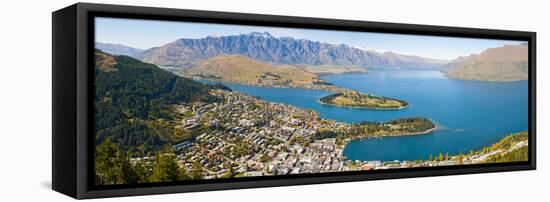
[150,148,185,182]
[190,161,203,180]
[95,139,117,185]
[95,139,139,185]
[133,158,152,183]
[221,163,234,178]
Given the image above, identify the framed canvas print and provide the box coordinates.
[52,3,536,199]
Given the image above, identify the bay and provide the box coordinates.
[202,70,528,161]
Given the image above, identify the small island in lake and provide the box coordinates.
[319,91,408,109]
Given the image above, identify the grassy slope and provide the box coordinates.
[185,55,324,86]
[484,131,529,163]
[446,44,528,81]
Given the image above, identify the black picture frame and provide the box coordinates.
[52,2,536,199]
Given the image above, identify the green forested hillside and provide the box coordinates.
[94,50,228,154]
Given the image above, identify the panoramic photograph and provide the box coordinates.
[93,17,529,185]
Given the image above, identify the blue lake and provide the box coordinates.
[204,70,528,161]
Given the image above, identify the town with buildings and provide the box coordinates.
[168,89,350,178]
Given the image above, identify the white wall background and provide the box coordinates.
[0,0,547,201]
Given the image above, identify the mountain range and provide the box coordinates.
[100,32,447,69]
[95,32,528,82]
[445,43,528,81]
[95,42,144,58]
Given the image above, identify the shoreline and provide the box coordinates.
[382,126,437,137]
[191,77,336,92]
[313,70,370,76]
[444,73,528,83]
[348,125,437,142]
[340,126,438,161]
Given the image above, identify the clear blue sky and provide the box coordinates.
[95,17,525,60]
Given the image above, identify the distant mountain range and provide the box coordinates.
[95,32,528,82]
[99,32,447,69]
[445,43,528,81]
[95,42,143,58]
